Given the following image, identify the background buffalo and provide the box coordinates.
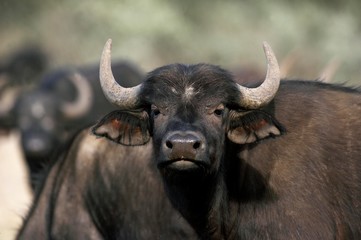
[0,46,48,129]
[13,61,143,190]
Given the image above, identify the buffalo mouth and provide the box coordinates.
[157,158,207,171]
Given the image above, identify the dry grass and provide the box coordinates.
[0,132,32,240]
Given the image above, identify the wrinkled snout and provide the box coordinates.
[160,131,207,170]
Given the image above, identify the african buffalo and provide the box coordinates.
[93,39,361,239]
[0,46,47,129]
[15,61,143,190]
[16,127,197,240]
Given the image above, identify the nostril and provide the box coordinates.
[164,132,205,154]
[166,140,173,149]
[193,141,201,149]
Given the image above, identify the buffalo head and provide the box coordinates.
[16,72,92,160]
[93,39,284,180]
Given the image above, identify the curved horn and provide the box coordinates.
[100,39,142,109]
[61,72,93,118]
[237,42,280,109]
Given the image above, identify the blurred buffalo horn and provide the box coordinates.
[61,72,93,118]
[319,58,341,83]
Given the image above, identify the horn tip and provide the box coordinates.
[262,41,272,54]
[262,41,270,47]
[262,41,279,68]
[104,39,113,50]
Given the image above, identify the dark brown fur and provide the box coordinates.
[17,128,196,240]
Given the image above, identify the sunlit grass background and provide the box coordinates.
[1,0,360,84]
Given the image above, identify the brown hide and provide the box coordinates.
[17,129,196,240]
[227,81,361,239]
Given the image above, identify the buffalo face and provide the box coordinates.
[16,91,60,160]
[15,71,93,157]
[143,64,239,177]
[94,63,238,175]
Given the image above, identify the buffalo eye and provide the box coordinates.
[151,105,161,117]
[213,104,225,117]
[214,109,224,116]
[153,109,161,116]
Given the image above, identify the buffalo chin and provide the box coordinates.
[167,160,200,171]
[158,159,207,173]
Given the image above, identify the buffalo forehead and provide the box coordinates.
[150,83,231,109]
[144,64,238,106]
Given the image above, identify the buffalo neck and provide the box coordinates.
[161,167,228,239]
[160,142,273,239]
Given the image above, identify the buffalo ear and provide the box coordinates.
[92,110,150,146]
[227,110,285,144]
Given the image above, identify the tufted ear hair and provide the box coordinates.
[227,110,285,144]
[92,110,150,146]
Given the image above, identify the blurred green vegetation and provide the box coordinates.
[0,0,360,84]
